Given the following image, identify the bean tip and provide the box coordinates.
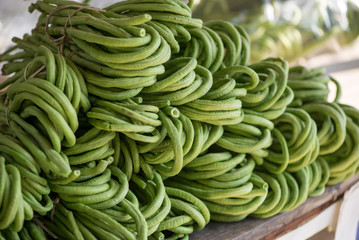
[107,156,114,165]
[139,29,146,37]
[171,108,180,118]
[144,14,152,20]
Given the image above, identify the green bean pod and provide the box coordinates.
[205,20,248,66]
[301,102,346,155]
[201,174,268,222]
[288,66,331,106]
[64,128,115,165]
[324,104,359,184]
[157,187,210,235]
[264,108,319,173]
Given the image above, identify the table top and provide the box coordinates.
[190,173,359,240]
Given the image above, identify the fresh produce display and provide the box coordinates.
[0,0,358,239]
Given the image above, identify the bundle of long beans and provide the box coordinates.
[0,0,358,239]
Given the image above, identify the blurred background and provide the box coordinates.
[191,0,359,63]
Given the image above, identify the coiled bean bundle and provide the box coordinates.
[178,152,249,183]
[0,135,53,221]
[263,108,319,174]
[50,167,128,209]
[0,221,47,240]
[105,0,202,53]
[0,104,72,177]
[87,99,162,144]
[141,59,213,109]
[1,44,90,113]
[165,153,268,222]
[180,19,249,73]
[301,102,347,156]
[288,66,331,107]
[202,173,268,222]
[65,201,141,240]
[0,154,51,233]
[280,167,310,212]
[0,158,27,232]
[178,97,243,125]
[28,0,182,105]
[42,203,84,240]
[182,121,224,166]
[63,127,115,168]
[7,77,78,148]
[0,43,93,178]
[216,112,274,164]
[250,172,289,218]
[250,167,311,217]
[154,187,210,238]
[306,158,330,196]
[324,104,359,185]
[103,172,170,238]
[42,165,137,239]
[140,110,188,178]
[205,20,250,67]
[241,58,293,120]
[139,111,224,177]
[178,64,258,126]
[32,1,170,67]
[180,26,224,73]
[214,58,293,160]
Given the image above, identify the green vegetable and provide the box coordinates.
[0,0,358,237]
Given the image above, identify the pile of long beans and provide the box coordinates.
[0,0,358,239]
